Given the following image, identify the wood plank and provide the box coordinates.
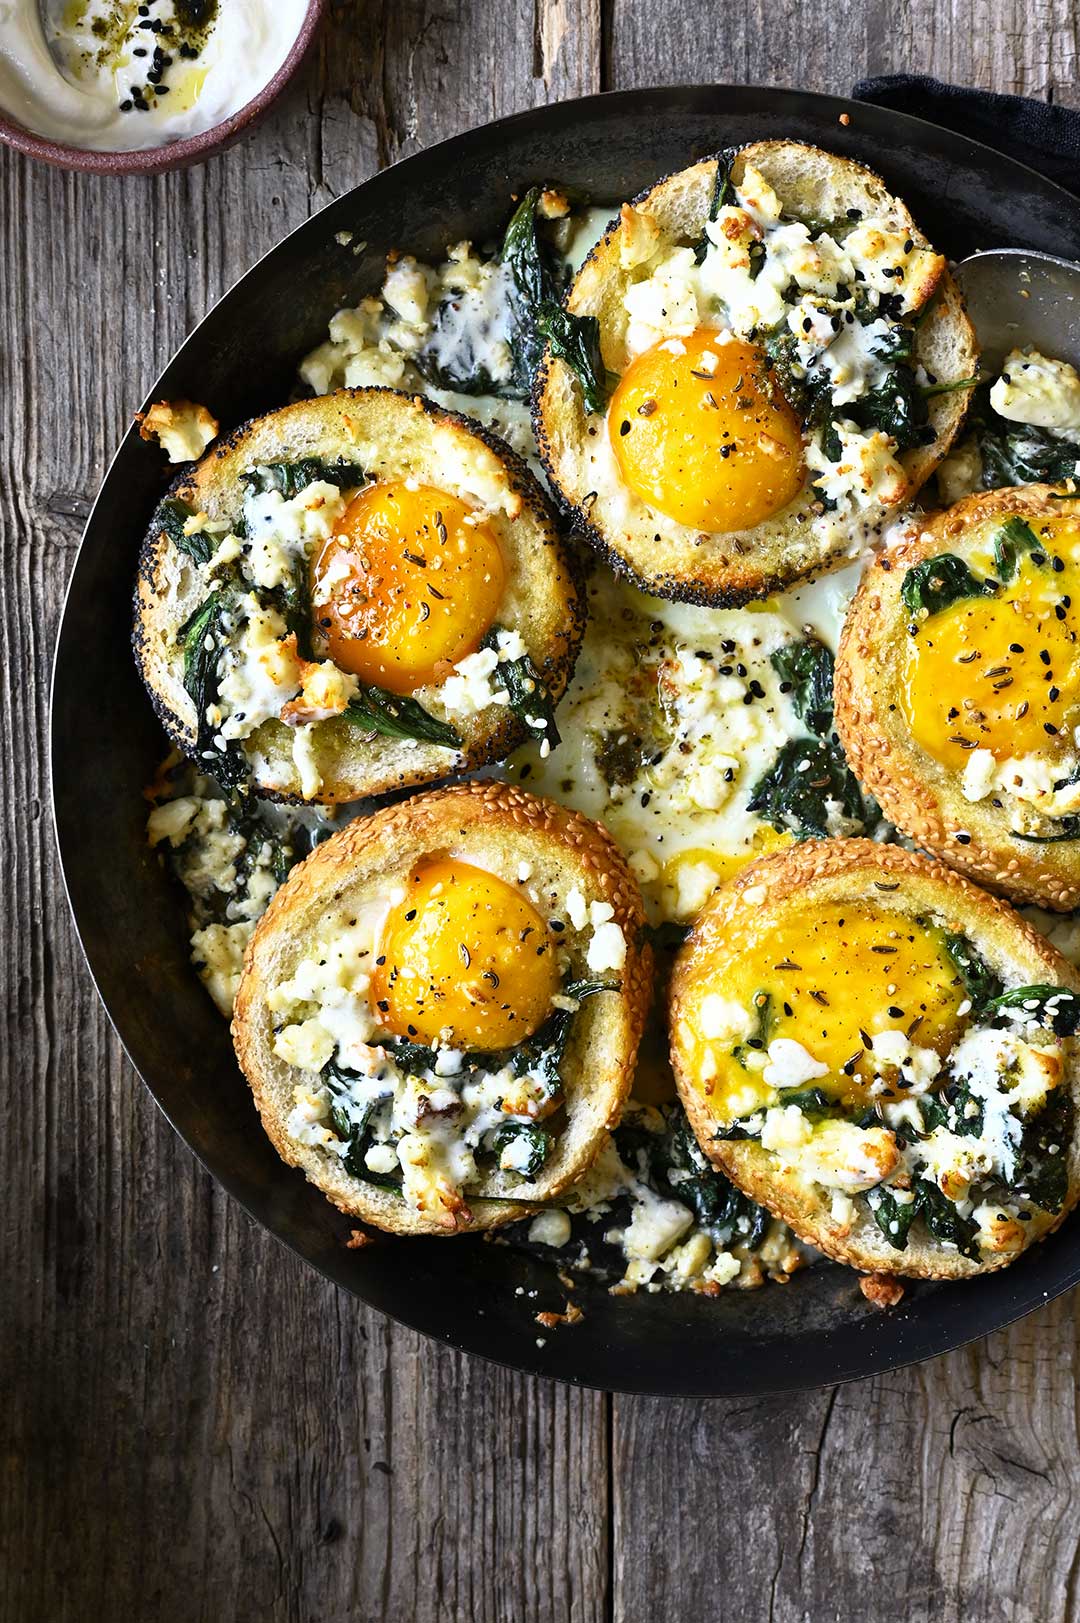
[613,1290,1080,1622]
[0,3,605,1619]
[606,0,1079,109]
[605,12,1080,1622]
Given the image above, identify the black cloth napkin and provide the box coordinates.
[853,74,1080,197]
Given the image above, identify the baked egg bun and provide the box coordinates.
[836,486,1080,911]
[535,140,977,606]
[669,840,1080,1280]
[133,388,584,803]
[232,781,651,1236]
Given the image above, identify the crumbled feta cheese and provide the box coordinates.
[763,1038,830,1090]
[990,348,1080,442]
[274,1018,336,1074]
[565,887,589,931]
[529,1209,573,1248]
[586,921,627,973]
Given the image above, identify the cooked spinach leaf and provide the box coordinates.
[240,457,367,501]
[771,637,834,736]
[616,1102,770,1247]
[992,515,1043,583]
[492,978,616,1098]
[847,365,935,453]
[868,1186,921,1250]
[160,496,213,565]
[342,687,462,749]
[870,1178,979,1258]
[491,1122,551,1178]
[278,553,314,662]
[913,1177,981,1259]
[1013,1088,1073,1213]
[985,984,1080,1036]
[914,1094,949,1136]
[178,592,249,792]
[481,626,561,750]
[502,186,563,311]
[900,553,997,618]
[693,151,734,265]
[943,932,1003,1013]
[781,1086,833,1116]
[969,381,1080,488]
[386,979,615,1105]
[535,303,607,414]
[763,325,835,425]
[748,735,870,840]
[497,187,608,410]
[945,1077,986,1138]
[381,1039,440,1076]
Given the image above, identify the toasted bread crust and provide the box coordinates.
[533,140,978,606]
[668,839,1080,1279]
[133,388,585,803]
[233,781,652,1235]
[836,485,1080,910]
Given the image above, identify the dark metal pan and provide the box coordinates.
[51,84,1080,1395]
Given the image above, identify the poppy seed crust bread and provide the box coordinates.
[836,484,1080,911]
[134,388,585,804]
[534,140,978,605]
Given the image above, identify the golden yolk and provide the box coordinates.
[369,858,561,1049]
[660,832,794,919]
[312,481,506,696]
[608,328,805,532]
[683,901,966,1121]
[902,519,1080,771]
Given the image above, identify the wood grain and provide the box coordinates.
[0,5,605,1622]
[4,1,1080,1619]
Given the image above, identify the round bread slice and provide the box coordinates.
[133,388,584,803]
[836,485,1080,911]
[233,781,652,1236]
[669,840,1080,1280]
[534,139,977,606]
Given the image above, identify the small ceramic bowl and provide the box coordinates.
[0,0,325,176]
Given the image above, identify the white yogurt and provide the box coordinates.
[0,0,307,151]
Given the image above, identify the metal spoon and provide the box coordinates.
[953,248,1080,374]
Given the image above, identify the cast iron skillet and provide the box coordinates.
[51,85,1080,1395]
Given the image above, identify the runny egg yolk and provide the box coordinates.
[901,518,1080,770]
[608,328,805,533]
[683,901,966,1121]
[312,481,506,695]
[369,858,561,1049]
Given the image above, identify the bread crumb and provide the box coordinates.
[346,1228,375,1249]
[535,1303,585,1329]
[839,112,851,126]
[859,1272,905,1309]
[137,398,219,463]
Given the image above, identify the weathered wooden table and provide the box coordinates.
[4,4,1078,1619]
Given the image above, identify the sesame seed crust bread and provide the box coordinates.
[835,485,1080,911]
[133,388,585,804]
[533,140,978,607]
[669,839,1080,1280]
[233,781,652,1236]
